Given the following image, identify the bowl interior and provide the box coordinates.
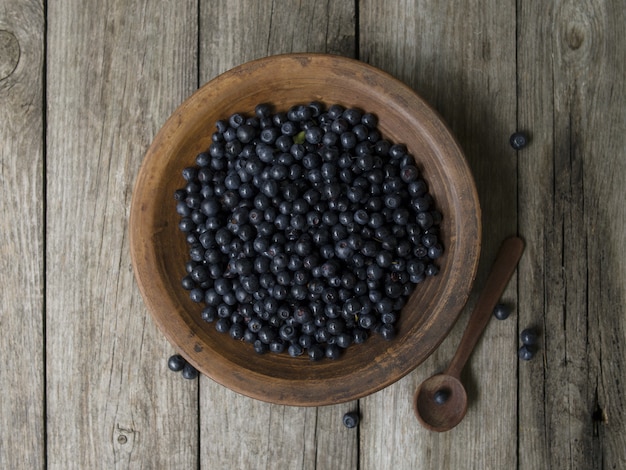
[130,54,481,406]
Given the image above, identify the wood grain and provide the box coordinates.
[45,1,199,467]
[0,1,44,468]
[360,0,518,467]
[0,0,623,468]
[517,0,626,468]
[200,0,356,77]
[197,2,359,468]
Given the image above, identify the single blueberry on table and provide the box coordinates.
[510,131,529,150]
[342,411,360,429]
[493,303,511,320]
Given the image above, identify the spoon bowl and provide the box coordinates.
[414,374,467,432]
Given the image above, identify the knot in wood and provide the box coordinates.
[565,22,585,51]
[0,30,20,80]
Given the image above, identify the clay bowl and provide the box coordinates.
[130,53,481,406]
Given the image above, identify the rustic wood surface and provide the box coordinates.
[1,0,624,469]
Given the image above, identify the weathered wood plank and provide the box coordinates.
[0,1,44,468]
[517,0,626,468]
[200,0,355,76]
[360,0,518,468]
[46,1,199,467]
[197,1,358,468]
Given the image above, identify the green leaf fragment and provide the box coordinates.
[293,130,306,145]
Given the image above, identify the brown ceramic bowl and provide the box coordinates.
[130,53,481,406]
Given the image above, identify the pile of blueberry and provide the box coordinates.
[174,102,444,360]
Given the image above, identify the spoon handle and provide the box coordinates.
[445,236,525,379]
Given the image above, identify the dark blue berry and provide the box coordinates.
[181,363,199,380]
[493,303,511,320]
[520,328,538,346]
[342,411,360,428]
[308,344,325,361]
[378,323,396,340]
[270,340,285,353]
[325,343,341,360]
[288,343,304,357]
[518,344,535,361]
[255,103,272,118]
[510,131,529,150]
[254,339,269,354]
[433,388,450,405]
[167,354,186,372]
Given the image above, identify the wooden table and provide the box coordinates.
[2,1,624,468]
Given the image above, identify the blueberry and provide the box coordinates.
[255,103,272,118]
[353,328,368,344]
[361,112,378,129]
[518,344,535,361]
[327,104,344,119]
[189,288,204,303]
[493,303,511,320]
[427,244,443,260]
[201,306,216,322]
[279,324,297,341]
[167,354,186,372]
[433,388,450,405]
[254,339,269,354]
[288,343,304,357]
[215,318,231,333]
[270,340,286,353]
[229,323,245,340]
[308,344,325,361]
[376,251,393,268]
[236,124,256,143]
[509,131,529,150]
[358,313,376,330]
[228,113,244,128]
[181,363,199,380]
[520,327,539,346]
[342,411,360,428]
[425,263,439,277]
[378,323,396,340]
[325,343,341,360]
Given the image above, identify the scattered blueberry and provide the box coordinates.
[174,102,445,361]
[509,132,529,150]
[433,388,450,405]
[181,363,199,379]
[518,344,535,361]
[167,354,186,372]
[342,411,360,429]
[520,327,538,346]
[493,303,511,320]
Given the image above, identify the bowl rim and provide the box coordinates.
[130,52,481,406]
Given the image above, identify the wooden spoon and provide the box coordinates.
[414,236,525,432]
